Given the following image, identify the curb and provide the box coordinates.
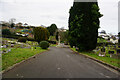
[70,48,120,72]
[2,49,49,74]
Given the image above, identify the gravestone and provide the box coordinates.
[117,49,120,54]
[8,49,11,52]
[20,44,24,48]
[76,47,79,51]
[101,47,105,52]
[11,44,14,47]
[3,45,7,48]
[73,46,75,48]
[108,51,114,57]
[118,45,120,48]
[99,47,106,57]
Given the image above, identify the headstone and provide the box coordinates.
[76,47,79,51]
[118,45,120,48]
[20,44,24,48]
[6,45,8,47]
[101,47,105,52]
[117,49,120,54]
[73,46,75,48]
[8,49,11,52]
[3,45,7,48]
[108,51,114,57]
[11,44,14,47]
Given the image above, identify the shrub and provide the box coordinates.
[26,38,35,41]
[18,37,27,43]
[39,41,49,49]
[2,35,22,39]
[33,27,50,43]
[2,29,11,35]
[48,41,56,44]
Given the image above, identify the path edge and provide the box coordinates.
[1,49,50,74]
[70,48,120,72]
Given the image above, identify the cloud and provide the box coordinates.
[0,0,119,34]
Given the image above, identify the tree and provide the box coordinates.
[118,32,120,44]
[9,18,16,28]
[69,1,102,51]
[33,27,50,43]
[55,31,59,41]
[10,23,15,28]
[59,30,69,43]
[47,24,57,36]
[2,29,11,35]
[101,30,106,34]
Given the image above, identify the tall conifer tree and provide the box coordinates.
[69,1,102,51]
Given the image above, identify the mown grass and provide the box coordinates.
[50,44,57,47]
[2,47,47,70]
[71,48,120,68]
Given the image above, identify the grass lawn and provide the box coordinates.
[2,47,47,70]
[50,44,57,47]
[71,48,120,68]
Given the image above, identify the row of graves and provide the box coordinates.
[95,42,120,59]
[1,39,32,54]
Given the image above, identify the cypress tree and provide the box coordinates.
[69,1,102,51]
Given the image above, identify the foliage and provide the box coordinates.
[10,23,15,28]
[33,27,50,43]
[55,31,59,41]
[119,32,120,44]
[49,36,56,41]
[27,37,35,41]
[48,41,56,44]
[71,47,120,68]
[47,24,58,36]
[69,2,102,51]
[18,37,27,43]
[97,37,107,43]
[2,35,23,39]
[2,29,11,35]
[39,41,49,49]
[59,30,69,43]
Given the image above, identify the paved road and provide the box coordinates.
[3,47,119,78]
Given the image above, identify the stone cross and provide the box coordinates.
[58,36,60,45]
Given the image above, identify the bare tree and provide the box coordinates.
[9,18,16,28]
[9,18,16,24]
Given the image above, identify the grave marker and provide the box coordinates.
[108,51,114,57]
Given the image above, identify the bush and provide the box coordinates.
[18,37,27,43]
[2,35,22,39]
[39,41,49,49]
[48,41,56,44]
[33,27,50,43]
[26,38,35,41]
[2,29,11,35]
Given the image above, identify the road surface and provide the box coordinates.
[3,47,119,78]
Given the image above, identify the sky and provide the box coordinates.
[0,0,119,34]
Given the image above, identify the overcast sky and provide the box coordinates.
[0,0,119,34]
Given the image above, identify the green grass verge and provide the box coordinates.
[71,48,120,68]
[2,47,47,70]
[50,44,57,47]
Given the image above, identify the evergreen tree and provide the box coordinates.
[47,24,57,36]
[33,27,50,43]
[69,1,102,51]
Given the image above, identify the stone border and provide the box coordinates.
[70,48,120,72]
[1,49,49,74]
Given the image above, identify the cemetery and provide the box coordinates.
[71,39,120,68]
[1,38,49,70]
